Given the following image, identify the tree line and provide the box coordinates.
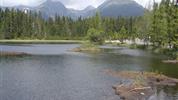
[0,8,140,40]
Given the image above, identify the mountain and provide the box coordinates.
[67,5,95,19]
[84,6,95,12]
[98,0,144,17]
[0,0,145,18]
[82,6,96,17]
[34,0,69,18]
[12,5,33,10]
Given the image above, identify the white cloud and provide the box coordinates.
[0,0,43,7]
[135,0,162,8]
[0,0,162,9]
[64,0,105,10]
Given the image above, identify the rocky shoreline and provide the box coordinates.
[105,70,178,100]
[112,84,154,100]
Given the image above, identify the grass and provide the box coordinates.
[0,39,85,44]
[133,74,147,87]
[71,42,102,53]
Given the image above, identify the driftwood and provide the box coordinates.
[127,87,151,93]
[105,70,178,100]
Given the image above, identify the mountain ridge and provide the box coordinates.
[0,0,145,18]
[98,0,144,17]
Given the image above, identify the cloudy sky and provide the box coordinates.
[0,0,161,10]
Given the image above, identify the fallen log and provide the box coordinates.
[127,87,151,93]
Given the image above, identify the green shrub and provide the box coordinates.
[86,28,105,45]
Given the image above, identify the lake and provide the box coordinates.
[0,44,178,100]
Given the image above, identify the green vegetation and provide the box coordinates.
[0,0,177,58]
[86,28,105,45]
[71,42,101,53]
[149,0,178,59]
[0,9,139,40]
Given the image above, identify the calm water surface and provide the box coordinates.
[0,44,178,100]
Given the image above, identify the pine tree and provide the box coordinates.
[150,1,168,48]
[117,26,127,43]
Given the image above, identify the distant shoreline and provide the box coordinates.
[0,40,84,44]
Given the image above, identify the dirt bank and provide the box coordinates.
[0,51,29,56]
[162,60,178,64]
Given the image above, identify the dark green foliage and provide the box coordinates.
[148,0,178,58]
[87,28,105,44]
[0,8,140,40]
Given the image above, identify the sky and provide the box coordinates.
[0,0,162,10]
